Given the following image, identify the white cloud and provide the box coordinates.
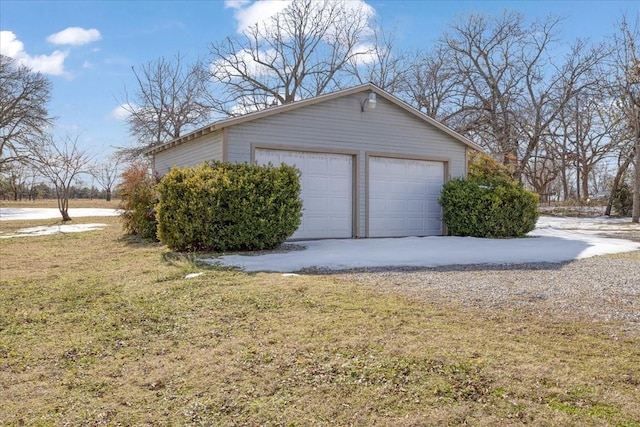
[211,48,277,80]
[0,30,24,57]
[224,0,251,8]
[225,1,376,40]
[349,43,377,66]
[46,27,102,46]
[219,0,377,66]
[22,50,69,75]
[226,0,292,33]
[0,30,69,76]
[110,104,133,120]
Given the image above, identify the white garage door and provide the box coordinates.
[255,149,353,239]
[369,157,444,237]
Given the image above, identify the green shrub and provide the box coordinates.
[156,161,302,252]
[117,162,158,239]
[439,154,539,238]
[468,151,516,183]
[612,183,633,216]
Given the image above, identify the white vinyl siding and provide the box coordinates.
[255,149,353,239]
[368,157,444,237]
[153,132,223,176]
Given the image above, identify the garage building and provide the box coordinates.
[149,83,481,239]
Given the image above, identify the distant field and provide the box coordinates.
[0,198,119,209]
[1,214,639,425]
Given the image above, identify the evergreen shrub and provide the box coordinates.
[612,183,633,216]
[156,161,302,252]
[439,154,539,238]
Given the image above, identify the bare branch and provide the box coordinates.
[118,54,214,158]
[0,55,53,168]
[25,133,93,220]
[91,156,121,201]
[208,0,373,115]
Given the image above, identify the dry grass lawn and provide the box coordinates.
[0,210,639,426]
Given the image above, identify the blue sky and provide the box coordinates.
[1,0,636,163]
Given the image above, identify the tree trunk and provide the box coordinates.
[56,187,72,222]
[582,165,591,201]
[561,157,569,201]
[106,188,112,202]
[633,140,640,222]
[605,150,634,216]
[576,162,581,201]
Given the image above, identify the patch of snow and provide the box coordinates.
[3,209,638,272]
[203,216,640,273]
[535,215,636,231]
[184,272,203,279]
[0,208,121,221]
[1,223,108,238]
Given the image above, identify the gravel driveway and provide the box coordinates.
[339,231,640,337]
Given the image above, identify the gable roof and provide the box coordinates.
[147,83,483,155]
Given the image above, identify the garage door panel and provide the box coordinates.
[383,217,406,231]
[389,181,407,193]
[329,197,350,211]
[306,162,328,174]
[426,218,442,229]
[330,175,350,186]
[407,218,424,229]
[369,157,444,237]
[304,197,329,210]
[407,199,425,213]
[387,203,406,214]
[408,183,426,193]
[369,199,387,213]
[305,216,328,229]
[426,204,441,214]
[329,218,351,232]
[256,149,353,239]
[306,176,330,192]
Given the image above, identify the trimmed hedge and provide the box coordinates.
[439,154,539,238]
[156,161,302,252]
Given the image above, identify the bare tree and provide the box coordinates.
[0,55,53,168]
[209,0,373,115]
[91,156,121,202]
[439,12,606,181]
[547,97,614,201]
[605,146,635,215]
[119,54,214,159]
[347,24,408,93]
[1,161,29,201]
[518,40,608,183]
[439,11,531,164]
[558,91,620,200]
[608,15,640,222]
[403,46,461,122]
[523,138,561,202]
[26,133,93,221]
